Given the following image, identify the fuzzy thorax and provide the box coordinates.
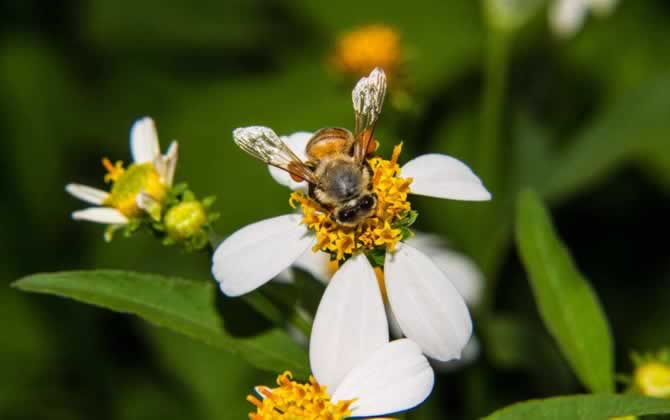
[290,144,413,262]
[247,371,353,420]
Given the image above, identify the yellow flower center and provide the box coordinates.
[331,24,403,82]
[247,371,354,420]
[290,144,412,262]
[634,362,670,398]
[102,158,167,218]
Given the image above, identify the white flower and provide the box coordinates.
[212,69,491,361]
[550,0,619,38]
[250,265,433,418]
[212,132,490,361]
[65,117,178,233]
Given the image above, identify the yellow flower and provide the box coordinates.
[331,24,403,83]
[248,371,353,420]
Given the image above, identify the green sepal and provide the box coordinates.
[366,247,387,267]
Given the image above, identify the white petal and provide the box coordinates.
[332,339,434,417]
[385,243,473,361]
[211,214,313,297]
[136,191,161,221]
[292,249,333,283]
[405,234,484,307]
[267,131,312,192]
[550,0,588,37]
[163,141,178,186]
[386,303,404,339]
[274,268,295,284]
[429,250,484,307]
[401,154,491,201]
[72,207,128,225]
[431,335,481,372]
[310,254,388,393]
[130,117,160,163]
[65,183,108,205]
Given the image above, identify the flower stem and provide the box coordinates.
[478,28,510,191]
[477,26,512,313]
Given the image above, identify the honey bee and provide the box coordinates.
[233,68,387,227]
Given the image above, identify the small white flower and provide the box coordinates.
[550,0,619,38]
[212,69,491,361]
[65,117,178,237]
[250,273,433,418]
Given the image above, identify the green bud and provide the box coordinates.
[164,201,208,242]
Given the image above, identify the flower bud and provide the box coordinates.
[634,362,670,398]
[164,201,208,243]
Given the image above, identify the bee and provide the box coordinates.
[233,68,387,227]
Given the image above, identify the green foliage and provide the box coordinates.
[483,395,670,420]
[147,328,267,419]
[12,270,309,377]
[515,190,614,393]
[544,75,670,201]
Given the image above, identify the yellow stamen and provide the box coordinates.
[102,158,125,183]
[290,144,413,262]
[390,143,402,166]
[331,24,403,83]
[248,371,355,419]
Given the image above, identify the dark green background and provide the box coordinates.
[2,0,670,418]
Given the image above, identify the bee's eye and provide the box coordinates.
[359,195,375,210]
[337,208,357,222]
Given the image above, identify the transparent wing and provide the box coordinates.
[352,67,387,163]
[233,126,318,185]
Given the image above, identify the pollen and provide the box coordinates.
[102,162,167,218]
[290,144,412,262]
[634,362,670,398]
[331,24,403,82]
[248,371,354,420]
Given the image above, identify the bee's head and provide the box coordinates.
[334,193,377,227]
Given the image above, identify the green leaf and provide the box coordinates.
[483,394,670,420]
[147,328,268,420]
[12,270,309,377]
[515,190,614,393]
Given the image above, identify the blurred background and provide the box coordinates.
[2,0,670,418]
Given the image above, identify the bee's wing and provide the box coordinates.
[352,67,387,163]
[233,126,319,185]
